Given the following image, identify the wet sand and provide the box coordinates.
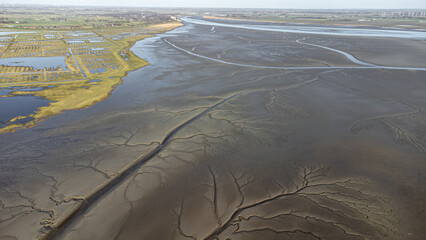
[0,17,425,240]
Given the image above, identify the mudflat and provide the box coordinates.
[1,17,425,240]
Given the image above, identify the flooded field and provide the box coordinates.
[0,87,50,128]
[0,56,69,70]
[0,17,425,240]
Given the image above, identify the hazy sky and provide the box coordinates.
[1,0,425,9]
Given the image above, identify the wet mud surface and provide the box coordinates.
[0,17,425,240]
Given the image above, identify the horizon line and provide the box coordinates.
[1,3,426,10]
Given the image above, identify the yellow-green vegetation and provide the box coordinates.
[1,6,175,30]
[0,22,182,134]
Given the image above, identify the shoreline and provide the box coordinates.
[0,22,183,135]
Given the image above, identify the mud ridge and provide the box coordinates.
[41,90,256,240]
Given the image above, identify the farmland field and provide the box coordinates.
[0,6,181,132]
